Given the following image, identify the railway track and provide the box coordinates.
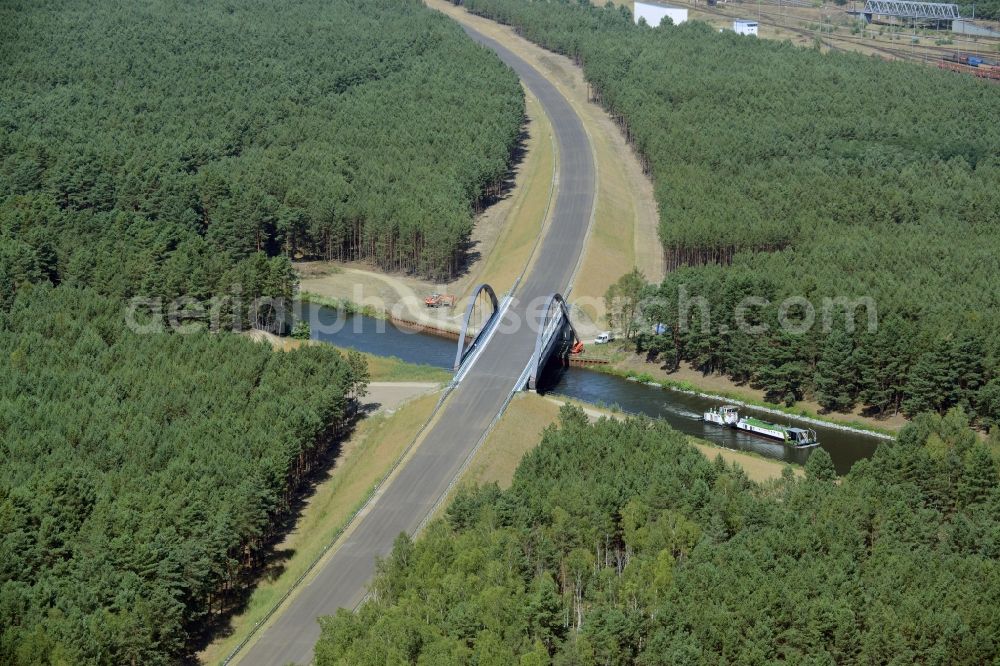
[759,15,1000,81]
[686,1,999,77]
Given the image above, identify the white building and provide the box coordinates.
[733,19,759,36]
[634,1,689,27]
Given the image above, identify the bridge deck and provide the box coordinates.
[238,20,596,666]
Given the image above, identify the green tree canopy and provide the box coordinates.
[0,286,367,663]
[316,407,1000,664]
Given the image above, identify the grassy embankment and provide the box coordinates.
[468,91,556,298]
[296,292,381,319]
[200,390,441,664]
[360,353,452,383]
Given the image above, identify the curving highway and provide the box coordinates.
[237,21,596,666]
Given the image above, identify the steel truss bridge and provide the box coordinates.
[861,0,960,20]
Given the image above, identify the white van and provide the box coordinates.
[594,331,614,344]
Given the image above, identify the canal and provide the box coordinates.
[302,303,886,474]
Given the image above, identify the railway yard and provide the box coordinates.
[621,0,1000,78]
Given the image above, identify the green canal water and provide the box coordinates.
[302,302,887,475]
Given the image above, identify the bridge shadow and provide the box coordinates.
[532,357,569,394]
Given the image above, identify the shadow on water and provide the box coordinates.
[304,307,885,475]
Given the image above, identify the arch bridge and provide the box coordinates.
[454,284,501,371]
[527,293,579,391]
[453,287,580,392]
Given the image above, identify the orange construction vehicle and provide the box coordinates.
[424,293,456,308]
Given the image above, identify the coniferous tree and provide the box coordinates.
[814,328,857,412]
[904,347,953,416]
[315,407,1000,665]
[753,332,810,405]
[805,447,837,482]
[959,444,999,507]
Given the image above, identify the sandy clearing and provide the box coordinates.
[299,265,465,332]
[365,382,440,414]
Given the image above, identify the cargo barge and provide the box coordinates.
[702,404,819,448]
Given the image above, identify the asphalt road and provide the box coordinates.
[238,24,596,666]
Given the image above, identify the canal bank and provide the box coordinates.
[299,304,890,475]
[590,352,907,436]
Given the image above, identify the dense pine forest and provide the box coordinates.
[315,406,1000,664]
[451,0,1000,425]
[1,0,523,290]
[0,287,368,663]
[0,0,524,661]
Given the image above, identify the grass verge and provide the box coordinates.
[361,352,452,383]
[298,292,383,319]
[571,115,638,324]
[199,391,442,665]
[457,392,563,490]
[687,437,803,483]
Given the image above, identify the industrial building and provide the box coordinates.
[733,19,759,36]
[634,0,689,27]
